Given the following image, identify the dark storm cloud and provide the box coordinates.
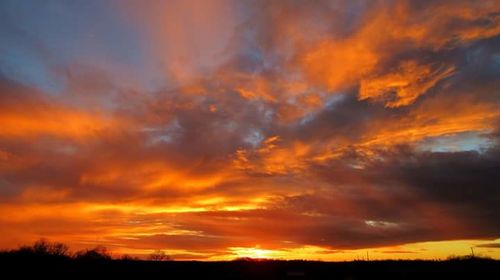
[393,147,500,234]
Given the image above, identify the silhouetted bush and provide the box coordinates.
[446,254,493,261]
[149,249,171,261]
[14,239,69,258]
[74,245,111,260]
[120,254,139,261]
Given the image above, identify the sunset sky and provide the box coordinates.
[0,0,499,260]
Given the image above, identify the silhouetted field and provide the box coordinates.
[2,254,499,279]
[1,241,499,279]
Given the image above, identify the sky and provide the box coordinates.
[0,0,499,260]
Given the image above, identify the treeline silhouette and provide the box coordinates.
[3,239,112,260]
[0,239,167,261]
[1,239,499,279]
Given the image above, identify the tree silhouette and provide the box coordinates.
[17,239,69,257]
[74,245,111,260]
[1,240,498,279]
[149,249,171,261]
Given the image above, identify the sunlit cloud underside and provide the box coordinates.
[0,0,499,260]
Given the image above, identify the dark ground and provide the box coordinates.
[0,253,499,280]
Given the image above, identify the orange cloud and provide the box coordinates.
[0,108,113,140]
[233,136,311,175]
[297,0,499,96]
[362,95,499,147]
[0,83,118,140]
[300,39,378,91]
[359,61,455,107]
